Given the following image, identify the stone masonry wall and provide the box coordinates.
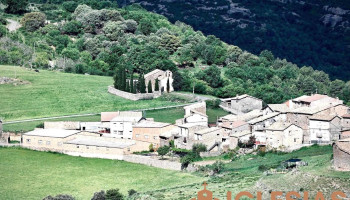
[123,154,182,171]
[333,144,350,171]
[108,86,161,101]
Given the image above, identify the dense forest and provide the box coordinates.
[118,0,350,80]
[0,0,350,105]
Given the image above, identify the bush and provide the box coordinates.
[105,189,124,200]
[157,145,170,159]
[192,143,207,155]
[257,150,266,157]
[36,123,44,128]
[62,1,78,12]
[21,12,47,32]
[91,190,105,200]
[211,161,224,174]
[43,194,75,200]
[128,189,137,197]
[180,152,198,168]
[148,144,154,152]
[206,99,221,108]
[62,20,83,35]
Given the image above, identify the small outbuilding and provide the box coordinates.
[333,138,350,171]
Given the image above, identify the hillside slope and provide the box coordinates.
[120,0,350,80]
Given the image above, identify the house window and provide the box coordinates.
[46,141,51,145]
[127,148,130,152]
[86,146,89,149]
[135,134,140,138]
[38,140,42,145]
[294,138,297,142]
[26,139,31,143]
[77,146,79,148]
[144,135,149,139]
[153,136,158,140]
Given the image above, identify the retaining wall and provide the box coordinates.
[108,86,162,101]
[123,154,182,171]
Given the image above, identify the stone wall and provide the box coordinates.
[44,121,80,130]
[333,144,350,171]
[123,154,182,171]
[108,86,162,101]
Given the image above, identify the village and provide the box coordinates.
[1,69,350,172]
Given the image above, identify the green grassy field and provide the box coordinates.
[0,147,205,200]
[0,65,183,122]
[3,107,228,132]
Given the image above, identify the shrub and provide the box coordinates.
[105,189,124,200]
[43,194,75,200]
[257,150,266,157]
[62,20,83,35]
[206,99,221,108]
[62,1,78,12]
[169,140,174,148]
[36,123,44,128]
[180,152,198,168]
[192,143,207,155]
[148,144,154,152]
[21,12,47,32]
[211,161,224,174]
[91,190,105,200]
[157,145,170,159]
[128,189,137,197]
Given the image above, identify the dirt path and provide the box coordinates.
[6,19,21,32]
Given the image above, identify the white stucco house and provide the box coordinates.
[309,114,342,144]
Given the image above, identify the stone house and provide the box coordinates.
[265,122,303,150]
[144,69,173,93]
[177,102,208,127]
[286,94,343,109]
[333,138,350,171]
[220,120,249,137]
[226,130,252,150]
[220,94,263,114]
[100,111,144,139]
[263,104,290,115]
[193,127,223,152]
[341,129,350,139]
[174,124,207,150]
[132,121,176,149]
[342,114,350,129]
[22,129,81,152]
[309,115,342,144]
[218,110,263,126]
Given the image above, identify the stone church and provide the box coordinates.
[144,69,174,93]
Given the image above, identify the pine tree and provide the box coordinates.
[155,78,159,91]
[166,78,170,93]
[147,80,152,93]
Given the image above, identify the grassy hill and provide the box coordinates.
[0,65,183,122]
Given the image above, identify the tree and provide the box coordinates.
[157,145,170,159]
[126,80,130,92]
[130,73,135,93]
[147,80,152,93]
[20,12,46,32]
[149,144,154,152]
[62,20,83,35]
[105,189,124,200]
[1,0,28,14]
[62,1,78,12]
[155,79,159,91]
[138,74,146,93]
[166,78,170,93]
[138,18,156,35]
[192,143,207,155]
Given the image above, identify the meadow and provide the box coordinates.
[0,65,184,121]
[0,147,205,200]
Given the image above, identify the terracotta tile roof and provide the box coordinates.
[336,138,350,154]
[101,112,119,122]
[195,127,221,135]
[310,114,340,121]
[289,103,342,115]
[221,120,247,129]
[248,112,280,124]
[299,94,327,103]
[267,104,290,113]
[220,110,263,122]
[265,122,299,131]
[101,111,143,122]
[342,114,350,119]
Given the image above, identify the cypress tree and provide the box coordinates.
[126,79,130,92]
[155,78,159,91]
[147,80,152,93]
[114,68,121,90]
[140,74,146,93]
[166,78,170,93]
[121,66,126,91]
[137,74,142,93]
[130,72,134,93]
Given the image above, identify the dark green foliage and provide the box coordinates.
[128,189,137,197]
[157,145,170,158]
[154,78,159,91]
[21,12,47,32]
[210,161,224,174]
[126,80,130,92]
[43,194,75,200]
[62,1,78,12]
[130,73,135,93]
[169,140,174,148]
[196,65,223,88]
[148,144,154,152]
[1,0,28,14]
[138,18,156,35]
[206,99,221,108]
[138,74,146,93]
[91,190,105,200]
[105,189,124,200]
[166,78,170,93]
[192,143,207,155]
[147,80,152,93]
[62,20,83,35]
[238,136,256,149]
